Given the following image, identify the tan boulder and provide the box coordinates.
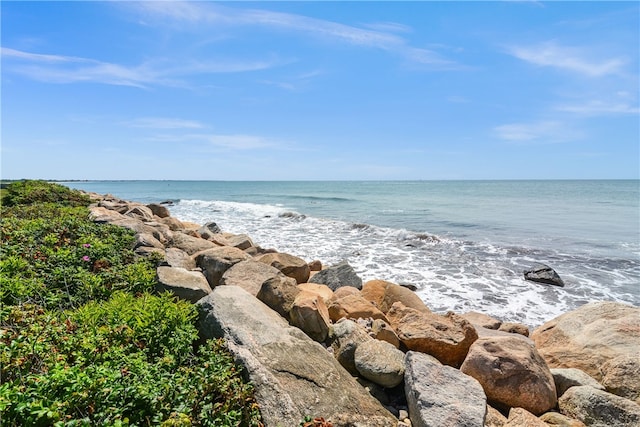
[486,405,508,427]
[371,318,400,348]
[531,301,640,398]
[256,252,310,284]
[155,266,212,303]
[297,283,334,304]
[124,205,155,222]
[361,279,430,314]
[460,336,557,415]
[387,302,477,367]
[461,311,502,330]
[164,247,196,270]
[172,232,219,255]
[225,233,255,251]
[308,260,322,271]
[157,216,187,231]
[256,275,300,320]
[146,203,171,218]
[354,339,405,388]
[558,385,640,427]
[219,260,284,296]
[194,246,251,287]
[601,355,640,404]
[89,206,127,223]
[540,412,586,427]
[289,291,331,343]
[505,408,547,427]
[499,322,530,337]
[332,286,360,299]
[327,293,389,323]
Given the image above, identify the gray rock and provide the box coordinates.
[524,263,565,287]
[602,355,640,404]
[551,368,605,397]
[194,246,250,287]
[354,339,405,388]
[404,351,487,427]
[198,222,221,239]
[256,252,311,284]
[309,260,363,291]
[133,232,165,250]
[196,286,397,427]
[256,275,300,320]
[111,218,168,244]
[225,233,254,250]
[559,385,640,427]
[124,205,155,222]
[330,319,373,375]
[156,266,212,303]
[220,260,284,296]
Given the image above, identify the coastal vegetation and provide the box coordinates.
[0,180,261,426]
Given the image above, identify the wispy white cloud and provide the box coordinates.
[1,47,283,88]
[494,120,583,144]
[144,132,280,151]
[506,41,626,77]
[123,117,206,129]
[556,100,639,116]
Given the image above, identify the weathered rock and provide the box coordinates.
[499,322,530,337]
[354,339,405,388]
[297,283,334,304]
[171,232,219,255]
[387,302,478,367]
[461,311,502,330]
[289,291,331,343]
[225,233,254,251]
[486,406,508,427]
[256,252,310,284]
[531,301,640,391]
[155,266,212,303]
[197,222,221,239]
[133,233,164,250]
[330,318,373,375]
[89,206,127,223]
[112,218,168,244]
[601,355,640,404]
[134,246,165,258]
[124,205,155,222]
[309,260,363,291]
[404,351,487,427]
[332,286,361,299]
[196,286,397,427]
[219,260,283,296]
[194,246,250,287]
[147,203,170,218]
[308,259,322,271]
[540,412,586,427]
[505,408,547,427]
[475,326,532,342]
[327,293,389,323]
[371,318,400,348]
[97,199,129,213]
[460,336,557,415]
[156,216,186,231]
[256,275,300,319]
[551,368,605,397]
[523,263,565,287]
[558,385,640,427]
[361,279,430,314]
[164,247,196,270]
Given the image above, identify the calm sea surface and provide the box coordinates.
[65,180,640,327]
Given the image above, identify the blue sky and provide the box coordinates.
[2,1,639,180]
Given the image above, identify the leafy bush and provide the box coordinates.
[0,181,262,426]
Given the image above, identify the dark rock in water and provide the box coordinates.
[160,200,175,206]
[524,264,565,287]
[309,260,363,291]
[400,283,418,292]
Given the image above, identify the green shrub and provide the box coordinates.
[1,180,90,207]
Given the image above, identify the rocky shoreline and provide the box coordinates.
[86,191,640,427]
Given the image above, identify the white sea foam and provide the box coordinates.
[171,198,638,327]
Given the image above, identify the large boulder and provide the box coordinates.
[371,318,400,348]
[329,319,373,375]
[194,246,250,287]
[601,355,640,404]
[531,301,640,400]
[297,283,334,304]
[256,252,310,284]
[524,263,565,287]
[133,233,165,251]
[256,275,300,319]
[387,302,478,367]
[225,233,255,251]
[404,351,487,427]
[197,222,221,239]
[558,385,640,427]
[505,408,547,427]
[354,339,405,388]
[498,322,530,337]
[551,368,605,397]
[309,260,363,291]
[219,260,284,296]
[164,247,196,270]
[360,279,430,314]
[124,205,155,222]
[111,218,167,244]
[155,266,212,303]
[147,203,171,218]
[327,293,389,323]
[289,291,331,343]
[461,311,502,330]
[89,206,127,223]
[460,336,557,415]
[171,232,220,255]
[196,286,397,427]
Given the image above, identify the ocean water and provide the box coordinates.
[65,180,640,327]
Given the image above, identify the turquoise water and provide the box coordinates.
[66,180,639,326]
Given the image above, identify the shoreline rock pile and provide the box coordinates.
[86,192,640,427]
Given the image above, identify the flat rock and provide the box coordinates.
[523,263,565,287]
[219,260,284,296]
[558,385,640,427]
[171,231,219,255]
[551,368,605,397]
[256,252,310,284]
[309,260,363,291]
[155,266,212,303]
[354,339,405,388]
[196,286,397,427]
[540,412,586,427]
[404,351,487,427]
[460,336,557,415]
